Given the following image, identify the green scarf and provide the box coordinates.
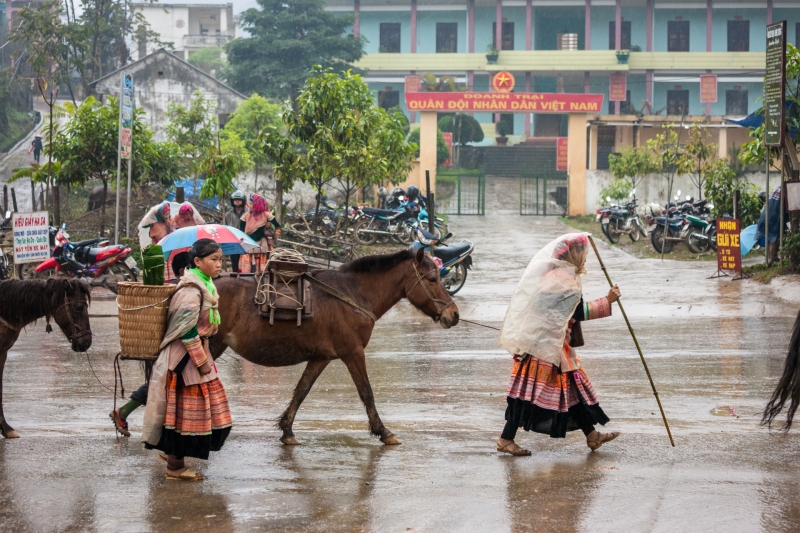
[189,268,220,325]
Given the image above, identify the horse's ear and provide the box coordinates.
[66,280,75,295]
[414,247,425,265]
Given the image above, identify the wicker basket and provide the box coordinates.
[117,282,178,360]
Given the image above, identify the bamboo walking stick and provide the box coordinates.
[588,235,675,447]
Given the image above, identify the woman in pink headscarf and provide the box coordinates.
[172,203,205,229]
[238,194,281,273]
[140,202,173,245]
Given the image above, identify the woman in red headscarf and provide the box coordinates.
[495,233,621,456]
[172,203,205,229]
[239,194,281,273]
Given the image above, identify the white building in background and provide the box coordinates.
[135,3,238,61]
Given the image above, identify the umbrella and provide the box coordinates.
[740,224,758,258]
[725,102,799,138]
[158,224,261,256]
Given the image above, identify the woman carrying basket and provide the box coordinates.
[496,233,620,456]
[141,239,232,480]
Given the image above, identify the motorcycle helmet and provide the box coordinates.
[230,190,246,206]
[378,187,388,200]
[390,187,405,198]
[406,185,420,202]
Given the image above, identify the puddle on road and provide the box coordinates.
[710,405,737,416]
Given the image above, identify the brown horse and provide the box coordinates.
[0,279,93,438]
[209,247,459,445]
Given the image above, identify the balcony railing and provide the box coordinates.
[184,34,232,46]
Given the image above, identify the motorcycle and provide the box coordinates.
[0,210,12,280]
[597,191,647,244]
[683,199,717,253]
[650,191,703,253]
[21,224,139,283]
[411,228,474,295]
[352,204,421,245]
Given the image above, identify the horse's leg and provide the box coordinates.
[278,359,331,445]
[342,351,400,445]
[0,350,18,439]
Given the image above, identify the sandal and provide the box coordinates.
[166,468,204,481]
[109,409,130,437]
[496,439,531,456]
[587,431,620,451]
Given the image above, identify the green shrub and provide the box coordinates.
[598,179,632,206]
[438,114,484,145]
[703,159,761,227]
[407,128,450,165]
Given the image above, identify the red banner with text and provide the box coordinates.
[556,137,568,171]
[405,92,604,113]
[609,73,627,102]
[700,74,717,103]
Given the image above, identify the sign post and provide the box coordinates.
[115,73,134,244]
[765,21,787,264]
[715,218,742,278]
[12,211,50,265]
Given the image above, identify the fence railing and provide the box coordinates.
[520,176,568,216]
[436,173,485,215]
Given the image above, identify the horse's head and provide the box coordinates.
[48,279,92,352]
[404,248,459,329]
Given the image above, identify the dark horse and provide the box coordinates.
[209,248,459,445]
[763,309,800,431]
[0,279,93,438]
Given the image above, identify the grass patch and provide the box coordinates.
[0,109,35,153]
[742,262,792,284]
[560,215,717,262]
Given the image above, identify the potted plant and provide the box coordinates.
[496,120,511,146]
[486,45,499,65]
[616,49,631,64]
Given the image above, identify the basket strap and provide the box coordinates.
[116,295,173,312]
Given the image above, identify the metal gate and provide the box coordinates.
[436,174,485,215]
[520,176,568,216]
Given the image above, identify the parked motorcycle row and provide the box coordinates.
[597,189,720,255]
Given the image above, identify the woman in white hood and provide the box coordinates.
[496,233,620,456]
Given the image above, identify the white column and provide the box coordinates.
[220,7,228,36]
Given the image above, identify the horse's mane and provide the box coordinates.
[0,279,90,329]
[339,249,416,274]
[762,308,800,431]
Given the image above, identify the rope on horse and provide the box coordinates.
[253,248,307,310]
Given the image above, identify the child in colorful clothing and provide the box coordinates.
[141,239,232,480]
[239,193,281,273]
[496,233,621,456]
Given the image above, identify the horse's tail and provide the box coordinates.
[762,308,800,431]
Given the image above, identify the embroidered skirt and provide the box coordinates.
[145,357,232,459]
[505,354,609,438]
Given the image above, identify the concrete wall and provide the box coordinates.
[585,169,769,214]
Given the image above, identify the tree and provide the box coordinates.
[226,0,364,101]
[408,128,450,166]
[704,159,762,227]
[52,96,182,234]
[608,146,659,193]
[187,47,228,80]
[647,125,683,204]
[261,67,415,230]
[740,43,800,169]
[439,113,484,167]
[224,94,283,191]
[10,0,163,99]
[165,91,217,198]
[200,131,253,203]
[388,106,410,135]
[678,124,716,200]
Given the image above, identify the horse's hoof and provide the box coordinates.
[281,436,302,445]
[381,434,401,445]
[2,429,19,439]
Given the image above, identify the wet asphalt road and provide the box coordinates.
[2,213,799,533]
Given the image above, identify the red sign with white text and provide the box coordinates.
[609,73,627,102]
[556,137,568,171]
[700,74,717,103]
[442,132,453,167]
[404,92,604,113]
